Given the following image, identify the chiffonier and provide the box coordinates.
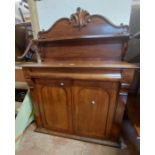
[20,8,138,147]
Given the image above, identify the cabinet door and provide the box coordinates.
[34,79,72,133]
[73,81,119,139]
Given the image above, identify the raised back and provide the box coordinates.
[37,7,129,62]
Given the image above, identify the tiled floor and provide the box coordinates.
[16,123,138,155]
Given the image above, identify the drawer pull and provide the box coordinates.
[91,101,96,105]
[60,82,64,86]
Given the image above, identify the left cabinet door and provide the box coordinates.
[33,79,73,133]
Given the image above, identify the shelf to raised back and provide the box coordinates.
[18,7,130,63]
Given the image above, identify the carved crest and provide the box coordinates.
[70,7,91,30]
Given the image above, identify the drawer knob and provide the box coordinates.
[91,101,96,105]
[60,82,64,86]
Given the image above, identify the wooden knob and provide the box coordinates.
[60,82,64,86]
[91,101,96,105]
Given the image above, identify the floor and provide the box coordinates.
[16,122,139,155]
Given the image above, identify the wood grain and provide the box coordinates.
[34,79,72,133]
[21,8,138,145]
[73,81,118,139]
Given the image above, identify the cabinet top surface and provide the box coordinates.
[16,61,139,69]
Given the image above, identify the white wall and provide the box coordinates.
[36,0,132,31]
[15,1,30,22]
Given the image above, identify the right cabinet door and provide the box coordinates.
[73,81,119,139]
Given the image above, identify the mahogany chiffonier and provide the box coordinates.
[19,8,138,147]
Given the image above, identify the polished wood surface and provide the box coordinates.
[34,79,72,133]
[18,7,129,62]
[73,81,118,139]
[21,8,138,145]
[15,67,26,82]
[17,60,138,69]
[38,8,128,40]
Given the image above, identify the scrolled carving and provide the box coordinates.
[70,7,91,30]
